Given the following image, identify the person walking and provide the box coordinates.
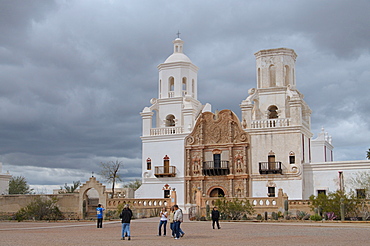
[158,207,168,236]
[168,206,175,237]
[96,204,105,228]
[120,204,133,240]
[211,206,221,229]
[173,205,184,239]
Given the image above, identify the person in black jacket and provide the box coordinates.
[120,204,133,240]
[211,207,220,229]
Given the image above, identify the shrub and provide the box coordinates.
[15,197,63,221]
[310,214,322,221]
[309,190,359,220]
[214,197,254,220]
[256,214,263,220]
[296,210,310,220]
[325,212,337,221]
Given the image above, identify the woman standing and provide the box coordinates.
[158,207,168,236]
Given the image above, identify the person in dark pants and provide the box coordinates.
[211,206,220,229]
[96,204,105,228]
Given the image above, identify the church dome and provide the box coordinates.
[163,38,192,63]
[164,53,192,63]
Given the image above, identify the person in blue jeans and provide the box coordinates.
[158,207,168,236]
[96,204,105,228]
[173,205,184,239]
[119,204,133,240]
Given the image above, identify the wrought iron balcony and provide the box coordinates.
[154,166,176,177]
[259,162,282,174]
[203,161,229,176]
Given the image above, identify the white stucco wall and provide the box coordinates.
[252,179,303,199]
[0,163,11,195]
[303,160,370,199]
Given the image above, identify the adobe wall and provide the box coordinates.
[0,194,79,218]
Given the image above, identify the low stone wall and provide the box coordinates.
[0,194,80,219]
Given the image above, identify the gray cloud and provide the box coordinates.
[1,0,369,192]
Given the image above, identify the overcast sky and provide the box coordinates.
[1,0,369,193]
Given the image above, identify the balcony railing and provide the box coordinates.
[155,166,176,177]
[150,127,184,136]
[251,118,290,129]
[259,162,282,174]
[203,161,229,176]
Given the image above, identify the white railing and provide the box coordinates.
[251,118,291,128]
[168,91,174,98]
[150,127,184,136]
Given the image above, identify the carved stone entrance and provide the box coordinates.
[79,177,106,219]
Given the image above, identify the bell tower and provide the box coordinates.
[136,37,203,208]
[240,48,312,200]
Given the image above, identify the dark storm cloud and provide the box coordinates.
[1,0,369,192]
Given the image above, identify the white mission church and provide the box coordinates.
[135,37,370,210]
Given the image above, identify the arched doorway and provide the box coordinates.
[79,177,106,219]
[83,188,99,219]
[209,188,225,197]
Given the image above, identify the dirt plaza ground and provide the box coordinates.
[1,217,370,246]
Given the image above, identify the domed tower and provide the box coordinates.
[240,48,312,200]
[136,37,204,207]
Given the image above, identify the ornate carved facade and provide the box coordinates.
[185,109,250,205]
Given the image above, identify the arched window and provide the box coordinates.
[159,79,162,98]
[165,114,175,127]
[289,151,295,164]
[192,79,195,96]
[209,188,225,197]
[146,158,152,170]
[268,105,279,119]
[182,77,187,96]
[269,65,276,87]
[284,65,290,86]
[257,68,261,88]
[168,77,174,97]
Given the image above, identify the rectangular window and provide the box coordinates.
[268,187,275,197]
[164,159,169,174]
[164,190,170,198]
[147,159,151,170]
[356,189,366,199]
[213,154,221,168]
[289,155,295,164]
[317,190,326,196]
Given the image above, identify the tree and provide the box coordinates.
[99,160,122,198]
[214,197,254,220]
[309,190,358,219]
[8,176,33,194]
[367,148,370,160]
[123,179,142,191]
[15,197,63,221]
[348,171,370,198]
[59,181,81,193]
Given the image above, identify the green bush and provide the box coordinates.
[214,197,254,220]
[309,190,359,220]
[15,197,63,221]
[310,214,322,221]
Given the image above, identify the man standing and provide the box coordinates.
[211,206,221,229]
[173,205,183,239]
[96,204,105,228]
[120,204,133,240]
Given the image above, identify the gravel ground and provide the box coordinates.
[1,217,370,246]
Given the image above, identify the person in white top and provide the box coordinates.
[158,207,168,236]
